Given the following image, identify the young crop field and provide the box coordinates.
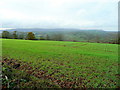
[1,39,119,88]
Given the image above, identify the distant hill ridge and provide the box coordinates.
[1,28,105,32]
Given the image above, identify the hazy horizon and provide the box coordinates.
[0,28,119,32]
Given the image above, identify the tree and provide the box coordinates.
[17,32,24,39]
[2,31,10,38]
[52,33,64,41]
[39,35,45,40]
[46,35,50,40]
[26,32,35,40]
[13,31,18,39]
[118,37,120,44]
[116,35,120,44]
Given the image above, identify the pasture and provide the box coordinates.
[2,39,119,88]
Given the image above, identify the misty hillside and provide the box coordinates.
[0,28,118,43]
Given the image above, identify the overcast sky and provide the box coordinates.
[0,0,118,31]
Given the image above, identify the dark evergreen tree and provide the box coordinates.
[2,31,10,38]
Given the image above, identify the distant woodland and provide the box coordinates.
[0,29,119,44]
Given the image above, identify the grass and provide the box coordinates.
[1,39,119,88]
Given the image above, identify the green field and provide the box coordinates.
[2,39,119,88]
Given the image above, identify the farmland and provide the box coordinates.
[1,39,119,88]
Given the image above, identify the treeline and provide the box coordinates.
[1,30,120,44]
[1,31,64,41]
